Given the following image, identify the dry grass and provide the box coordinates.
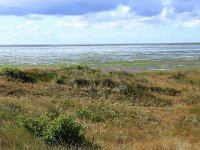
[0,66,200,150]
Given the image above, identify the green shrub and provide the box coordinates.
[1,68,33,82]
[53,76,64,84]
[30,71,57,82]
[1,68,23,78]
[18,113,51,137]
[19,113,86,147]
[43,115,85,146]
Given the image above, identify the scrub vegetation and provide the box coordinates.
[0,65,200,150]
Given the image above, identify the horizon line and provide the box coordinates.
[0,42,200,47]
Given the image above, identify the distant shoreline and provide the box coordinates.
[0,42,200,47]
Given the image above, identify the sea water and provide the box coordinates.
[0,44,200,67]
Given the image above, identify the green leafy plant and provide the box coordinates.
[18,113,86,147]
[43,115,85,146]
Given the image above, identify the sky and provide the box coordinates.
[0,0,200,44]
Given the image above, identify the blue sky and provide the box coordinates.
[0,0,200,44]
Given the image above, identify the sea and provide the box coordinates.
[0,43,200,70]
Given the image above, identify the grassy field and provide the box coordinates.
[0,65,200,150]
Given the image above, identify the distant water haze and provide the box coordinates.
[0,43,200,66]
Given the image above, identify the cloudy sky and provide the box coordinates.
[0,0,200,44]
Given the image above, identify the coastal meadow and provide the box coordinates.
[0,66,200,149]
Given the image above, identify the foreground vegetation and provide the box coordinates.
[0,65,200,150]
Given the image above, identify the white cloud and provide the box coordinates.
[86,5,131,22]
[25,20,33,25]
[56,17,89,28]
[110,5,131,19]
[182,20,200,28]
[32,26,41,31]
[160,7,173,21]
[0,27,6,31]
[11,24,23,30]
[94,21,122,29]
[128,21,154,31]
[82,4,158,29]
[43,30,53,36]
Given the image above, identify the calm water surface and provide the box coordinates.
[0,44,200,66]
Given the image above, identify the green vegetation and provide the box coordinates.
[94,60,200,70]
[0,66,200,149]
[1,68,34,82]
[19,113,86,147]
[53,76,65,84]
[76,105,118,123]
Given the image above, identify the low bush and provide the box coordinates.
[18,113,86,147]
[53,76,64,84]
[18,113,51,137]
[29,71,57,82]
[43,115,85,146]
[1,68,33,82]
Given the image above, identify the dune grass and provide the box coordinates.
[0,65,200,150]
